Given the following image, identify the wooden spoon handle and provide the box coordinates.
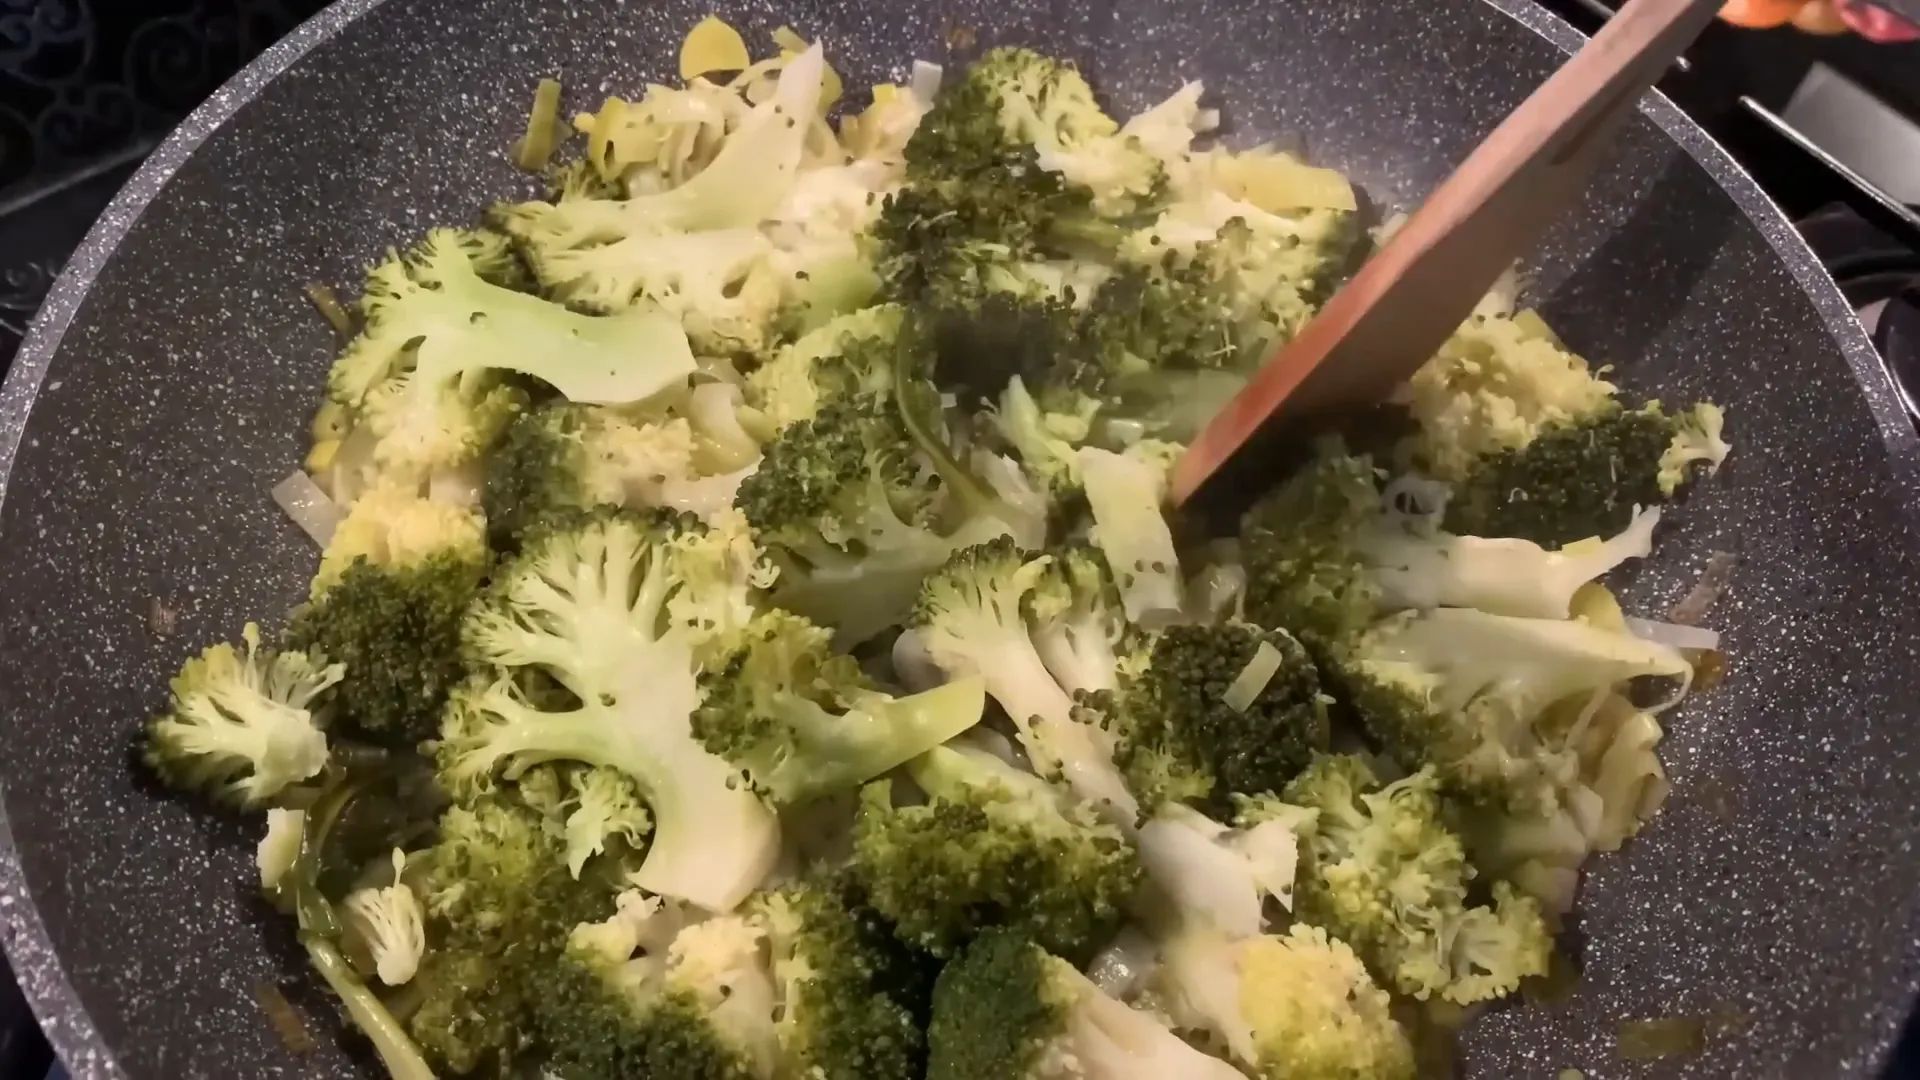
[1168,0,1725,509]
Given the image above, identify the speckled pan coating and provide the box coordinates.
[0,0,1915,1076]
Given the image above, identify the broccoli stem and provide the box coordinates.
[306,936,437,1080]
[892,348,1002,526]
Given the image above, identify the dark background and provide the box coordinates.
[2,1,1920,1079]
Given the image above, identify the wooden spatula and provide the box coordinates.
[1168,0,1727,510]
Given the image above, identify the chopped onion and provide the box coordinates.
[512,77,565,173]
[273,471,343,547]
[1669,551,1737,626]
[1624,617,1720,652]
[909,60,943,106]
[1193,107,1222,132]
[1086,927,1159,1000]
[1221,641,1283,712]
[303,283,356,342]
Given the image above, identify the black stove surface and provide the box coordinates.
[4,3,1920,1079]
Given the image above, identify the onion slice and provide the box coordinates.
[1222,641,1283,712]
[909,60,943,106]
[1623,616,1720,652]
[273,471,343,547]
[1669,551,1737,626]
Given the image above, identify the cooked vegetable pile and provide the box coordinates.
[142,20,1731,1080]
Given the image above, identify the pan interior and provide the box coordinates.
[1,0,1917,1076]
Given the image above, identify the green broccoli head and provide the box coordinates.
[758,875,939,1080]
[1441,403,1689,547]
[1236,925,1414,1080]
[538,892,774,1080]
[442,507,778,912]
[878,50,1131,308]
[851,746,1140,961]
[310,482,485,597]
[1080,261,1239,383]
[927,927,1245,1080]
[143,624,343,811]
[1240,448,1382,651]
[1335,606,1693,815]
[1283,754,1552,1005]
[692,609,987,805]
[482,403,704,551]
[1026,543,1132,696]
[1159,924,1414,1080]
[408,797,609,1075]
[744,304,906,435]
[911,539,1138,818]
[326,228,694,486]
[488,49,835,356]
[1105,623,1329,818]
[736,392,970,642]
[286,549,481,748]
[1401,312,1729,547]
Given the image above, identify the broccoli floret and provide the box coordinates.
[1025,544,1131,696]
[538,891,776,1080]
[758,875,939,1080]
[489,49,832,355]
[408,797,610,1075]
[989,375,1098,499]
[1156,924,1414,1080]
[1440,403,1721,547]
[310,482,485,597]
[1337,607,1692,814]
[1401,313,1728,546]
[1242,445,1668,642]
[744,305,906,435]
[342,850,427,987]
[876,50,1134,309]
[911,539,1138,819]
[737,392,978,644]
[1239,449,1382,652]
[441,509,779,911]
[1100,623,1329,818]
[1115,200,1357,365]
[556,766,654,878]
[692,609,987,805]
[1134,799,1318,941]
[1659,401,1730,492]
[143,624,343,811]
[286,546,481,748]
[1079,261,1239,381]
[482,402,708,550]
[852,745,1141,960]
[325,228,694,483]
[1284,755,1552,1004]
[926,927,1245,1080]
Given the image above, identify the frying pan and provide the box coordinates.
[2,0,1918,1075]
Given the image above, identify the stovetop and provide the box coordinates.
[3,3,1920,1079]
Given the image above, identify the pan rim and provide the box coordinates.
[0,0,1915,1076]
